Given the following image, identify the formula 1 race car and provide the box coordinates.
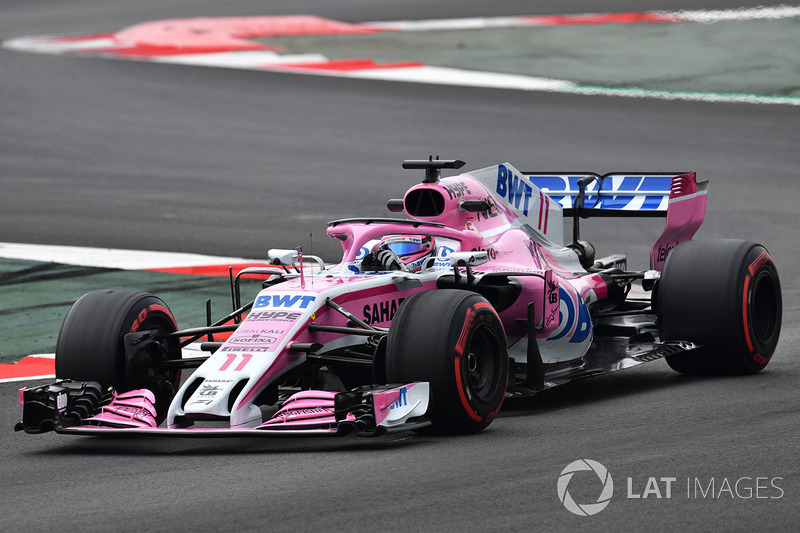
[17,159,782,437]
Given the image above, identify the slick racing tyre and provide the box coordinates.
[56,289,181,417]
[385,290,509,433]
[657,240,781,375]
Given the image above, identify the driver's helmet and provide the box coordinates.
[376,235,436,272]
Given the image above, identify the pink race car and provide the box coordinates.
[17,159,782,437]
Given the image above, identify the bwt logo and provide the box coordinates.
[389,387,408,410]
[557,459,614,516]
[528,174,671,211]
[496,164,534,216]
[254,294,316,309]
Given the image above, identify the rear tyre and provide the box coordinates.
[657,240,781,375]
[56,289,181,417]
[385,290,508,433]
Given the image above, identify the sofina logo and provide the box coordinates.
[557,459,614,516]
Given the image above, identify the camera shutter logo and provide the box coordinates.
[557,459,614,516]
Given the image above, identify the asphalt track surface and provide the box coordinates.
[1,1,798,531]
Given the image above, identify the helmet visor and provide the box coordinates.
[386,241,426,257]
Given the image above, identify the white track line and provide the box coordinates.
[2,36,116,54]
[365,16,532,31]
[674,5,800,22]
[366,5,800,30]
[343,65,573,91]
[0,242,257,270]
[3,6,800,107]
[152,51,328,68]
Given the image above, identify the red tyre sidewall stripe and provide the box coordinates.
[454,307,475,356]
[148,304,177,329]
[130,303,177,333]
[743,251,774,362]
[742,273,754,353]
[454,354,483,422]
[454,301,502,423]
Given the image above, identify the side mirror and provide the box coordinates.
[267,249,299,266]
[386,199,405,212]
[448,251,489,267]
[267,248,327,271]
[642,270,660,291]
[459,199,490,213]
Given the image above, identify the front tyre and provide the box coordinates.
[657,240,782,375]
[56,289,181,417]
[385,290,509,433]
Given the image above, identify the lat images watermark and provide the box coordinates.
[557,459,614,516]
[557,460,785,516]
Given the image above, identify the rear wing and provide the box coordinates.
[524,173,691,217]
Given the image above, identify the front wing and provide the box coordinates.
[16,381,430,438]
